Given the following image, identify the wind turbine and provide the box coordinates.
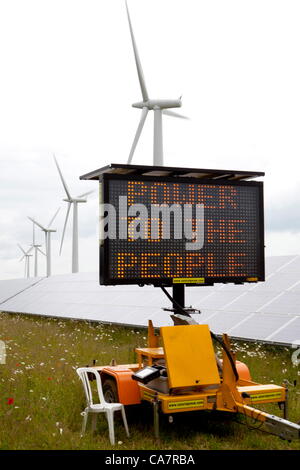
[53,155,93,273]
[125,0,188,166]
[28,208,60,277]
[28,219,46,277]
[18,244,33,278]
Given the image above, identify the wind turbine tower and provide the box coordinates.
[28,219,46,277]
[28,208,60,277]
[53,155,93,273]
[18,244,33,278]
[126,0,187,166]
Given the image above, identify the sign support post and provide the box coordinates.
[172,285,185,314]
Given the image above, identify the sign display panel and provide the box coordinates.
[100,174,264,286]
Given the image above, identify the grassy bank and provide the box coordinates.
[0,311,300,450]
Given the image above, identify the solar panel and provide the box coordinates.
[200,311,247,334]
[263,292,300,315]
[0,277,42,303]
[267,317,300,344]
[224,291,278,313]
[278,256,300,273]
[229,314,289,340]
[264,255,297,272]
[1,255,300,346]
[253,273,300,292]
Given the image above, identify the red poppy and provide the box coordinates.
[47,377,52,381]
[15,363,21,367]
[7,398,14,405]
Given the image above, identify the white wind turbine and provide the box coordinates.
[53,155,93,273]
[18,244,33,278]
[28,208,60,277]
[28,219,46,277]
[125,0,188,166]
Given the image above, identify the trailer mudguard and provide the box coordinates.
[101,366,141,405]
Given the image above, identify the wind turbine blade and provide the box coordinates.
[125,0,149,102]
[127,107,148,164]
[37,248,46,256]
[59,203,71,255]
[76,190,94,199]
[17,244,26,255]
[27,246,34,255]
[32,220,35,245]
[162,110,189,119]
[53,154,72,200]
[19,255,25,262]
[48,207,61,228]
[27,217,46,231]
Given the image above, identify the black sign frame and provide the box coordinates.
[100,173,265,287]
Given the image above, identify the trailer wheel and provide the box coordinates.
[103,378,119,403]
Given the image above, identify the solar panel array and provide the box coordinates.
[0,255,300,346]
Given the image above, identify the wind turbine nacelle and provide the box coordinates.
[132,99,182,110]
[63,198,87,203]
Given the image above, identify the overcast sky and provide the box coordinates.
[1,0,300,280]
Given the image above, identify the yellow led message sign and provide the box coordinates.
[100,175,264,286]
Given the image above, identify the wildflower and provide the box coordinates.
[47,377,53,381]
[118,441,123,445]
[59,428,63,435]
[40,362,45,366]
[7,398,14,405]
[25,415,31,421]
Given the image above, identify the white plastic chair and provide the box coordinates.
[76,367,130,445]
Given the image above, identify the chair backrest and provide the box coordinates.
[76,367,106,406]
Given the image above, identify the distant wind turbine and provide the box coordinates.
[18,244,33,278]
[53,155,94,273]
[28,208,60,277]
[28,219,46,277]
[125,0,188,166]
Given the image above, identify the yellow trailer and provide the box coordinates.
[96,321,300,441]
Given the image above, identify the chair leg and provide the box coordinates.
[91,413,97,433]
[81,410,89,437]
[106,410,115,446]
[121,406,130,437]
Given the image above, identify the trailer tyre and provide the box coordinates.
[103,378,119,403]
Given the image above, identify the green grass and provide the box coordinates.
[0,311,300,450]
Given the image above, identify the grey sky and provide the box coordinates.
[1,0,300,280]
